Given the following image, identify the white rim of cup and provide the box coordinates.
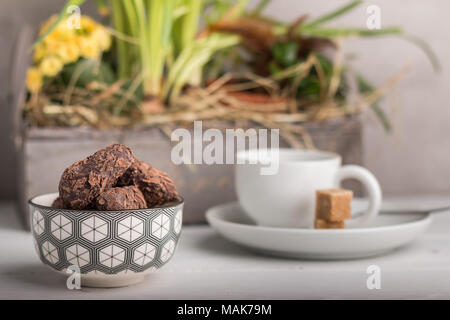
[236,148,341,165]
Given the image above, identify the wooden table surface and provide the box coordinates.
[1,196,450,300]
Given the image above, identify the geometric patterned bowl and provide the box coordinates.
[29,193,183,288]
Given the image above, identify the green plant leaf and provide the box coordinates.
[62,59,116,87]
[297,77,322,102]
[357,74,392,132]
[300,26,403,38]
[272,41,299,67]
[400,34,441,72]
[164,34,239,101]
[303,0,363,29]
[251,0,271,16]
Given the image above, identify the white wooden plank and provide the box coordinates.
[1,196,450,299]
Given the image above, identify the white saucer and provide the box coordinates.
[206,201,432,260]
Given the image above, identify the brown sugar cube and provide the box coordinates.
[315,219,345,229]
[315,189,353,222]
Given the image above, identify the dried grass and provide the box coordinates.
[24,48,409,148]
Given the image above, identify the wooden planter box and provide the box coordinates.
[12,27,363,229]
[15,119,362,229]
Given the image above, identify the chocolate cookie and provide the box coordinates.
[52,197,67,209]
[118,160,179,207]
[59,144,135,210]
[96,186,147,211]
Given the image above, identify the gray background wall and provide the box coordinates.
[266,0,450,196]
[0,0,449,200]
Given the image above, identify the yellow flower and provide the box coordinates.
[80,16,97,33]
[79,36,101,59]
[91,27,111,51]
[40,56,63,77]
[44,32,67,54]
[52,25,74,41]
[33,44,46,63]
[33,14,109,74]
[26,68,43,93]
[56,42,80,64]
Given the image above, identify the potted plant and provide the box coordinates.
[13,0,437,228]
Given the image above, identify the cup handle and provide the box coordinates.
[334,165,382,228]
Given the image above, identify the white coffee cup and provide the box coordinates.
[235,149,382,228]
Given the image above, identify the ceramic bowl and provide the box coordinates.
[29,192,183,288]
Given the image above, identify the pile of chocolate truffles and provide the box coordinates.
[53,144,179,211]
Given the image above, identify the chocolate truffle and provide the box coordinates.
[118,160,179,207]
[59,144,135,210]
[96,186,147,211]
[52,197,66,209]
